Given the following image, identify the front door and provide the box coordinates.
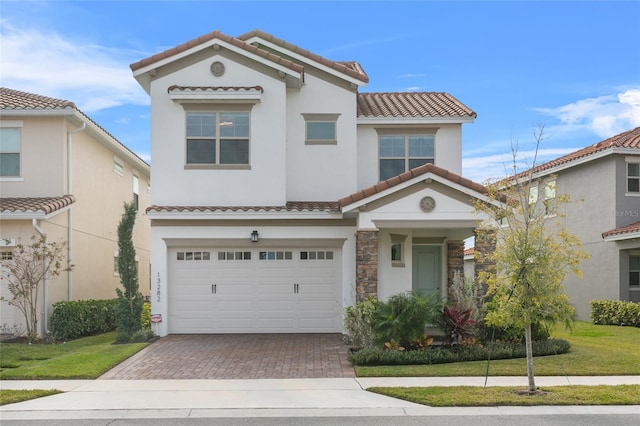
[412,246,442,297]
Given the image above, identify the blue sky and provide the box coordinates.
[1,0,639,182]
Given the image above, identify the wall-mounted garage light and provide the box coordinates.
[251,230,259,243]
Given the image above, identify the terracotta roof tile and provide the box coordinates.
[464,247,475,256]
[146,201,340,214]
[602,220,640,238]
[357,92,476,118]
[167,85,264,93]
[0,88,149,167]
[238,30,369,83]
[0,196,76,215]
[518,127,640,178]
[339,163,487,206]
[130,29,304,75]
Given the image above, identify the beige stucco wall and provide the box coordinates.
[1,115,151,336]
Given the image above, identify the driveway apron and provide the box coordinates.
[100,334,355,379]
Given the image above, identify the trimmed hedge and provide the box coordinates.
[590,300,640,327]
[348,338,571,366]
[50,299,117,340]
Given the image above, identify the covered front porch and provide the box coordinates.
[339,163,498,303]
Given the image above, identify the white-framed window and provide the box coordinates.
[627,161,639,194]
[0,126,21,177]
[186,111,250,166]
[218,251,251,260]
[390,234,407,267]
[113,156,124,176]
[260,251,293,260]
[177,251,211,261]
[1,250,13,260]
[132,174,139,211]
[544,179,557,215]
[302,113,340,145]
[630,254,639,287]
[379,134,435,181]
[528,185,539,217]
[300,250,334,260]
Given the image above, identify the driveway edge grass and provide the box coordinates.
[0,389,62,406]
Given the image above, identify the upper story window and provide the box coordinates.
[630,254,639,287]
[379,134,434,181]
[186,111,250,167]
[543,179,557,215]
[627,161,639,194]
[302,113,340,145]
[113,156,124,176]
[0,126,21,177]
[132,174,139,211]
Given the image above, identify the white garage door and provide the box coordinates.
[168,247,342,333]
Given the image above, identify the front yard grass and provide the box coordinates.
[0,331,148,380]
[0,389,62,406]
[356,321,640,377]
[369,385,640,406]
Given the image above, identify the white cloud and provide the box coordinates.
[0,20,148,112]
[405,86,423,92]
[463,148,580,183]
[534,89,640,138]
[399,73,427,78]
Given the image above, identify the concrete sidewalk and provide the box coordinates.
[1,377,639,420]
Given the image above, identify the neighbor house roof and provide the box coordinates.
[464,247,475,257]
[147,201,340,215]
[602,220,640,240]
[0,196,76,217]
[515,127,640,180]
[0,88,149,169]
[339,163,487,206]
[357,92,476,119]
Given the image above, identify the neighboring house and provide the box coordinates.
[463,247,475,282]
[131,29,496,337]
[511,127,640,320]
[0,88,151,337]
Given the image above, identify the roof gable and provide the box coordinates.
[237,29,369,84]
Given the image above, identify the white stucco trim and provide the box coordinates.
[147,211,343,220]
[358,117,475,125]
[604,231,640,242]
[169,88,263,103]
[0,205,72,220]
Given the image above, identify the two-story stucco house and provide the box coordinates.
[131,29,496,337]
[0,88,151,337]
[509,127,640,320]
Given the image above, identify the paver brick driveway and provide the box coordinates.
[100,334,355,379]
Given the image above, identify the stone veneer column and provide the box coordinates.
[447,240,465,298]
[474,228,497,299]
[356,230,378,301]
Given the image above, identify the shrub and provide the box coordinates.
[438,305,476,346]
[590,300,640,327]
[349,338,571,366]
[343,297,378,349]
[371,292,440,348]
[141,302,151,329]
[50,299,117,340]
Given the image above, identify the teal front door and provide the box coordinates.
[412,246,442,297]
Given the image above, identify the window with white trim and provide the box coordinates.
[260,251,293,260]
[630,255,639,287]
[627,162,639,193]
[379,134,434,181]
[302,113,339,145]
[177,251,211,261]
[300,251,334,260]
[390,234,407,267]
[544,179,557,215]
[0,127,21,177]
[186,111,250,166]
[218,251,251,260]
[528,185,539,218]
[113,157,124,176]
[132,174,139,211]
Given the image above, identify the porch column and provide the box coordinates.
[447,240,465,298]
[474,228,497,299]
[356,230,378,301]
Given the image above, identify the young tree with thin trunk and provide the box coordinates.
[0,237,72,342]
[115,201,143,342]
[475,125,588,394]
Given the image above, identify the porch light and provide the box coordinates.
[251,230,259,243]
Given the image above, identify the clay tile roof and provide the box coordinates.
[0,87,76,110]
[237,29,369,83]
[602,220,640,238]
[167,85,264,93]
[339,163,487,206]
[357,92,476,118]
[519,127,640,178]
[464,247,475,256]
[146,201,340,214]
[130,29,304,75]
[0,88,149,167]
[0,196,76,215]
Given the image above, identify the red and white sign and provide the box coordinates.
[150,314,162,323]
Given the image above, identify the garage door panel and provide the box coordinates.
[169,247,341,333]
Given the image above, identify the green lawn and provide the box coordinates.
[356,321,640,377]
[369,385,640,406]
[0,332,148,380]
[0,389,62,406]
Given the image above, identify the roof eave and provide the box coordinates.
[603,230,640,242]
[146,210,343,220]
[0,205,72,220]
[357,116,475,125]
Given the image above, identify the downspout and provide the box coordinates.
[67,122,86,301]
[32,219,49,336]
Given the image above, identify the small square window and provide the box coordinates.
[303,113,340,145]
[391,243,402,262]
[325,251,333,260]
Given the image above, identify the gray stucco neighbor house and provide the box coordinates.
[516,127,640,320]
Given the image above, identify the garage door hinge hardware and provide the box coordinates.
[212,284,217,294]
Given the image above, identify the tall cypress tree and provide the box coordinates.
[115,201,143,341]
